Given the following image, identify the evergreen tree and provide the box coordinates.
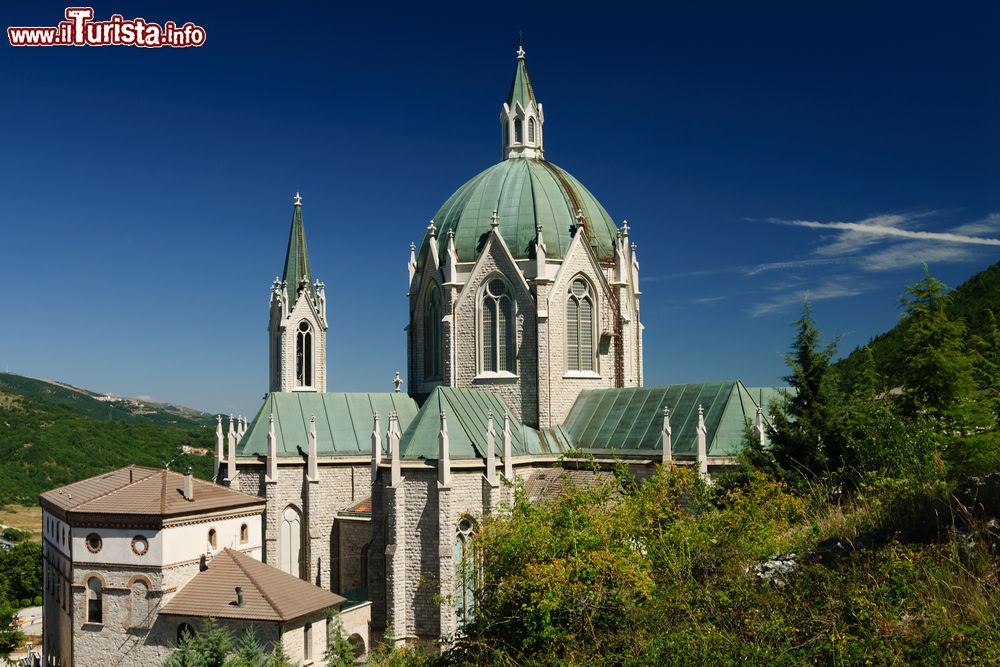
[0,599,24,658]
[971,309,1000,427]
[770,300,842,478]
[899,269,987,432]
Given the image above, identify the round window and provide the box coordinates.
[457,517,474,536]
[85,533,102,553]
[131,535,149,556]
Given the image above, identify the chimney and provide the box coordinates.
[183,467,194,501]
[235,586,244,607]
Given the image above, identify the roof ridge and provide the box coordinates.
[160,469,169,514]
[72,466,158,511]
[224,548,284,620]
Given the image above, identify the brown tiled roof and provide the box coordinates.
[340,496,372,515]
[159,548,345,622]
[40,465,263,518]
[524,468,613,502]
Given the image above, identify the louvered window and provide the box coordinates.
[481,278,516,373]
[567,278,595,372]
[528,117,536,143]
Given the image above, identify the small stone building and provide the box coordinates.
[40,465,351,666]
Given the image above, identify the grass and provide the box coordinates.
[0,505,41,542]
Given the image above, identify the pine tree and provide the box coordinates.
[899,269,987,432]
[971,309,1000,427]
[770,300,841,478]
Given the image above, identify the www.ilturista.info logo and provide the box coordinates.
[8,7,206,48]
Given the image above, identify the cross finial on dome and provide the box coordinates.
[293,192,302,206]
[491,209,500,228]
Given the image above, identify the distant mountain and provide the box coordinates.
[833,260,1000,385]
[0,373,217,505]
[0,373,213,428]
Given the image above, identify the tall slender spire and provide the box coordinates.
[282,192,313,306]
[501,43,544,160]
[506,44,536,110]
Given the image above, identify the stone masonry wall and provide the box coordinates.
[259,461,371,592]
[541,241,621,426]
[336,517,371,594]
[453,239,539,427]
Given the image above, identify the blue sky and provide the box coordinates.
[2,1,998,416]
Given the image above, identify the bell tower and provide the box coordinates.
[268,193,328,392]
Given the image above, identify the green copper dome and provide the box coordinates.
[419,159,619,268]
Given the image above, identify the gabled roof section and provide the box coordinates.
[282,195,314,307]
[506,47,536,110]
[159,548,344,622]
[237,392,420,457]
[40,466,264,517]
[563,382,784,458]
[398,387,559,460]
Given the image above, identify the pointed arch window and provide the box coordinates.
[481,278,516,374]
[295,320,313,387]
[424,287,442,379]
[567,278,595,372]
[455,517,477,627]
[280,505,303,579]
[513,118,522,144]
[528,117,536,143]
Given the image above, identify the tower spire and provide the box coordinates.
[282,192,313,307]
[501,43,544,160]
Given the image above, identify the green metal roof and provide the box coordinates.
[398,387,557,460]
[418,159,619,270]
[237,392,419,457]
[563,382,783,457]
[506,51,536,110]
[282,200,314,307]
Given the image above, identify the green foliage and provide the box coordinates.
[325,613,356,667]
[768,300,842,481]
[164,619,233,667]
[163,620,293,667]
[451,467,1000,666]
[0,542,42,605]
[835,260,1000,390]
[1,527,31,543]
[0,374,216,505]
[0,599,24,657]
[898,269,988,431]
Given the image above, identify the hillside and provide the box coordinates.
[0,373,213,428]
[833,260,1000,383]
[0,374,217,505]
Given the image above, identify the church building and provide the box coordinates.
[218,46,776,650]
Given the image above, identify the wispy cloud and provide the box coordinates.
[693,295,728,304]
[770,215,1000,249]
[749,280,866,318]
[744,258,842,275]
[858,242,979,272]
